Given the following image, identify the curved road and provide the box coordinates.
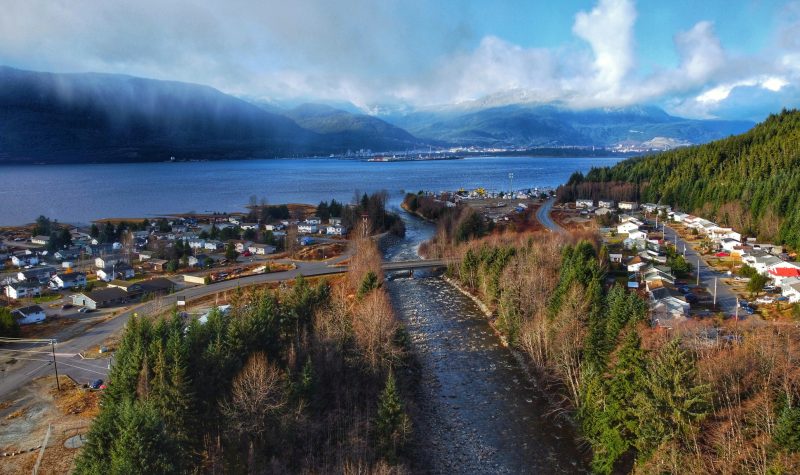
[0,258,348,398]
[536,197,565,233]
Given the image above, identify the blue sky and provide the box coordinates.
[0,0,798,120]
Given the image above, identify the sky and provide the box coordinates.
[1,0,798,120]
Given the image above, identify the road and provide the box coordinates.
[535,197,564,233]
[0,250,457,397]
[0,256,349,398]
[660,223,739,315]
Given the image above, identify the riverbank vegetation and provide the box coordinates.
[444,230,800,473]
[74,231,412,473]
[556,109,800,250]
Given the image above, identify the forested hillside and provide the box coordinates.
[442,232,800,473]
[557,109,800,249]
[74,235,412,473]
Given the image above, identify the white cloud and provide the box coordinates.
[572,0,637,95]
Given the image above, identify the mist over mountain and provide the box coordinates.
[0,66,758,164]
[381,104,754,149]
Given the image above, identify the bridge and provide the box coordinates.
[380,258,456,272]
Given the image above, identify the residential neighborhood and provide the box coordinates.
[571,198,800,327]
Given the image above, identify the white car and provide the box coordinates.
[756,296,774,305]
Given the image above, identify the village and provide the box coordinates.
[564,198,800,327]
[0,204,351,331]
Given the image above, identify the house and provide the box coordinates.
[326,225,346,236]
[575,199,594,209]
[767,261,800,286]
[623,237,648,251]
[50,272,87,290]
[598,200,615,209]
[743,251,783,275]
[328,217,343,226]
[618,222,641,234]
[5,280,42,299]
[641,203,660,213]
[609,253,623,264]
[618,201,639,211]
[71,288,129,309]
[187,239,206,250]
[95,255,123,269]
[137,251,154,261]
[265,224,285,231]
[235,241,253,253]
[297,224,318,234]
[107,280,143,295]
[240,223,260,230]
[672,212,690,222]
[17,266,57,284]
[595,208,613,216]
[627,256,647,273]
[150,259,169,272]
[97,262,135,282]
[13,305,46,324]
[248,243,275,255]
[31,235,50,246]
[305,218,322,225]
[139,278,176,296]
[628,229,648,241]
[204,241,223,251]
[651,296,690,327]
[188,254,209,267]
[720,238,741,253]
[781,278,800,303]
[11,253,39,267]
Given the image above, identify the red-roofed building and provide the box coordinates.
[768,263,800,286]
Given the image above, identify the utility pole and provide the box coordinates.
[713,278,717,309]
[696,257,701,286]
[51,339,60,391]
[508,172,514,196]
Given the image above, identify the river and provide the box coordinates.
[0,156,623,225]
[384,210,586,473]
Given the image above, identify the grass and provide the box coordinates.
[32,294,61,304]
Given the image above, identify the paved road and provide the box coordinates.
[536,198,565,233]
[0,257,349,398]
[660,223,739,315]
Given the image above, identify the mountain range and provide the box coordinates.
[0,66,755,164]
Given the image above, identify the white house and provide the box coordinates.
[97,263,135,282]
[31,235,50,246]
[618,201,639,211]
[328,217,343,226]
[651,296,690,327]
[609,253,623,263]
[781,278,800,303]
[598,200,615,209]
[247,243,276,255]
[240,223,259,230]
[720,238,741,253]
[204,241,223,251]
[617,222,641,234]
[743,251,783,275]
[50,272,87,290]
[187,239,206,250]
[5,281,42,299]
[627,257,647,273]
[95,255,123,269]
[265,224,285,232]
[305,218,322,225]
[11,254,39,267]
[297,224,318,234]
[13,305,46,324]
[575,199,594,209]
[326,225,346,236]
[628,230,648,241]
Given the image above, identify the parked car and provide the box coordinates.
[61,303,73,310]
[78,307,93,313]
[715,252,730,257]
[776,296,789,302]
[685,294,699,303]
[678,285,691,294]
[89,379,104,390]
[763,285,777,292]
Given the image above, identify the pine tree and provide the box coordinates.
[376,370,411,462]
[109,401,178,474]
[634,339,711,461]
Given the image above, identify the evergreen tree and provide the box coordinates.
[634,339,710,461]
[109,401,179,474]
[357,271,381,299]
[376,370,410,462]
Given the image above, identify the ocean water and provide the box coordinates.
[0,156,623,225]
